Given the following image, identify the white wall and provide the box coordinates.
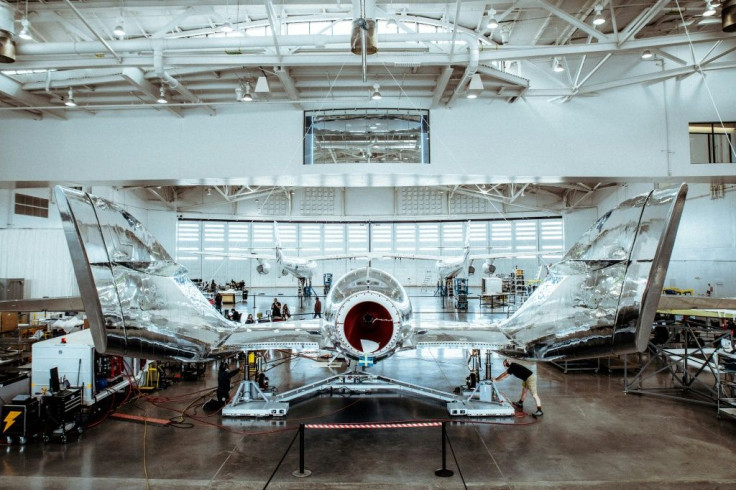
[0,70,733,186]
[591,183,736,297]
[0,186,166,299]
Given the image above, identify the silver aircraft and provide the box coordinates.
[199,221,368,280]
[54,184,687,415]
[377,220,555,280]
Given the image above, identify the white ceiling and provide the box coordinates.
[0,0,733,120]
[1,1,733,211]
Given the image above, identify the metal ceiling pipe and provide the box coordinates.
[153,49,215,115]
[446,34,479,106]
[351,0,377,83]
[16,33,455,56]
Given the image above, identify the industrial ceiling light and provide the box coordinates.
[241,83,253,102]
[593,5,606,26]
[64,87,77,107]
[371,83,382,100]
[156,85,168,104]
[641,49,654,59]
[221,21,233,33]
[18,0,32,41]
[254,76,270,93]
[703,0,717,16]
[113,20,125,37]
[553,57,564,72]
[486,8,499,30]
[466,73,484,99]
[18,18,32,40]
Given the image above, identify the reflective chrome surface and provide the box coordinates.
[324,267,414,361]
[501,185,688,360]
[56,186,239,361]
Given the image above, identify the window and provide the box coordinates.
[304,109,430,165]
[690,122,735,164]
[14,193,49,218]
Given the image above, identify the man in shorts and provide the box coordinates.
[494,359,543,417]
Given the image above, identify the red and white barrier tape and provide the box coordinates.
[305,422,442,430]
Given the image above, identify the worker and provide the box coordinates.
[217,362,240,404]
[282,303,291,320]
[271,298,282,319]
[494,359,543,417]
[245,314,255,324]
[313,297,322,319]
[214,292,222,312]
[230,309,242,322]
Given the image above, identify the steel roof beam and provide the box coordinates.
[0,74,66,120]
[534,0,610,43]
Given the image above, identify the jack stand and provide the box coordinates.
[223,362,516,418]
[223,381,289,417]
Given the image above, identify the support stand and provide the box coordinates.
[291,424,312,478]
[223,369,515,418]
[434,422,454,477]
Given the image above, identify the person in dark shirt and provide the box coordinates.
[313,297,322,319]
[230,309,242,322]
[494,359,543,417]
[214,292,222,312]
[217,362,240,403]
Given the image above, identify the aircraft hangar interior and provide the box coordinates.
[0,0,735,488]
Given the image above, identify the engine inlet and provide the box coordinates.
[343,301,393,353]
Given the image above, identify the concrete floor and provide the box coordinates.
[3,290,736,489]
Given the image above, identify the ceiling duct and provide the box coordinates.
[724,0,736,32]
[351,0,377,56]
[0,2,15,63]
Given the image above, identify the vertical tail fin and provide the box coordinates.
[500,185,688,361]
[55,186,236,361]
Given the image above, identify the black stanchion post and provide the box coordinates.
[292,423,312,477]
[434,422,454,477]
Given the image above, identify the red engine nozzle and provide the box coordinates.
[343,301,394,353]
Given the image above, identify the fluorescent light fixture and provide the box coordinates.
[641,49,654,59]
[486,9,499,30]
[553,57,564,73]
[18,19,32,41]
[64,87,76,107]
[593,5,605,26]
[371,83,382,100]
[157,85,168,104]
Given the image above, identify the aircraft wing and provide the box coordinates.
[0,297,84,312]
[411,318,512,350]
[193,251,277,261]
[467,251,560,261]
[657,295,736,319]
[374,252,444,261]
[658,295,736,310]
[220,319,323,351]
[303,253,373,261]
